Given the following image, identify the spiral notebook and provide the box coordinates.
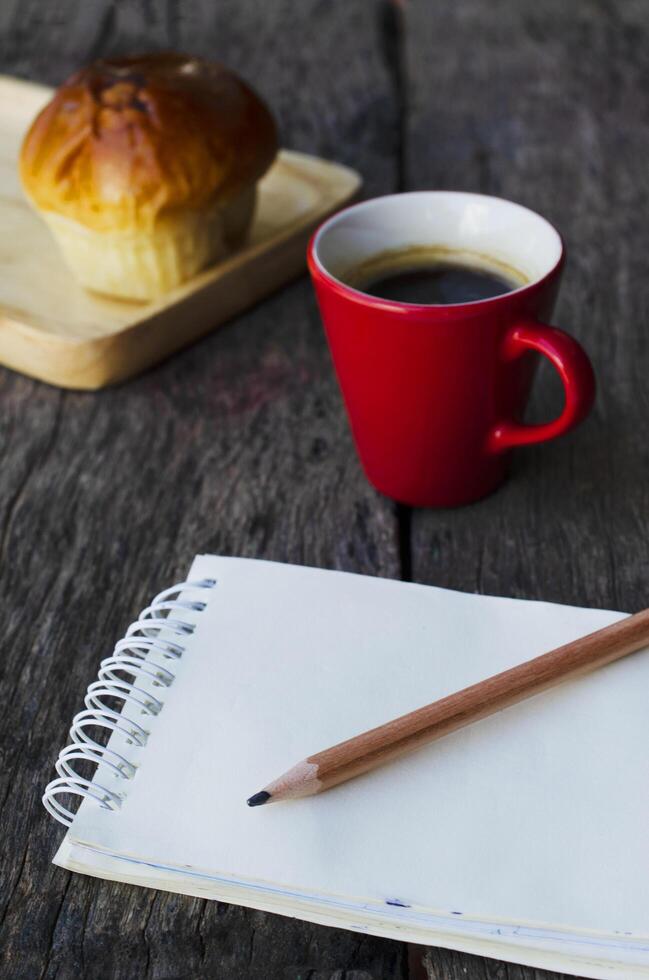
[44,555,649,979]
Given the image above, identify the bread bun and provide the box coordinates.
[19,53,278,300]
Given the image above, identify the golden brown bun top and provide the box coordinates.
[19,52,278,232]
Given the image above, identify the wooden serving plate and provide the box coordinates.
[0,76,361,389]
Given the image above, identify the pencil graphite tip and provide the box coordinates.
[247,790,271,807]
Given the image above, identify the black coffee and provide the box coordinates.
[344,249,523,305]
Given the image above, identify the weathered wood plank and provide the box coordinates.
[404,0,649,606]
[0,2,406,978]
[404,1,649,977]
[421,947,583,980]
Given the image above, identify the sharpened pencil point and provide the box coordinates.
[247,790,271,807]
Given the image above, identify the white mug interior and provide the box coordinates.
[312,191,563,303]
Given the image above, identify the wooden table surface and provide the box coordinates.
[1,1,647,978]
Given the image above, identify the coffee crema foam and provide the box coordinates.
[340,245,528,299]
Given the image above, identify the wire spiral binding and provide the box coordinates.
[43,577,216,827]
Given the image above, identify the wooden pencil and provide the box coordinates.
[247,606,649,806]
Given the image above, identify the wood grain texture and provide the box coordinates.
[403,2,649,978]
[0,2,404,979]
[404,0,649,609]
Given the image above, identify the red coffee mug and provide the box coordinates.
[308,191,595,507]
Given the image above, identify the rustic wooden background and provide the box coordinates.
[1,1,647,977]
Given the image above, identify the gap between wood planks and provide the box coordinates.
[379,0,414,588]
[380,2,424,977]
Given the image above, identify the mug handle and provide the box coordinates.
[487,319,596,452]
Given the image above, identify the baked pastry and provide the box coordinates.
[19,53,277,301]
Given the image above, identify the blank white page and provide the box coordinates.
[64,556,649,936]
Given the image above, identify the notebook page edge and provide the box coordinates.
[54,839,649,980]
[59,830,649,944]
